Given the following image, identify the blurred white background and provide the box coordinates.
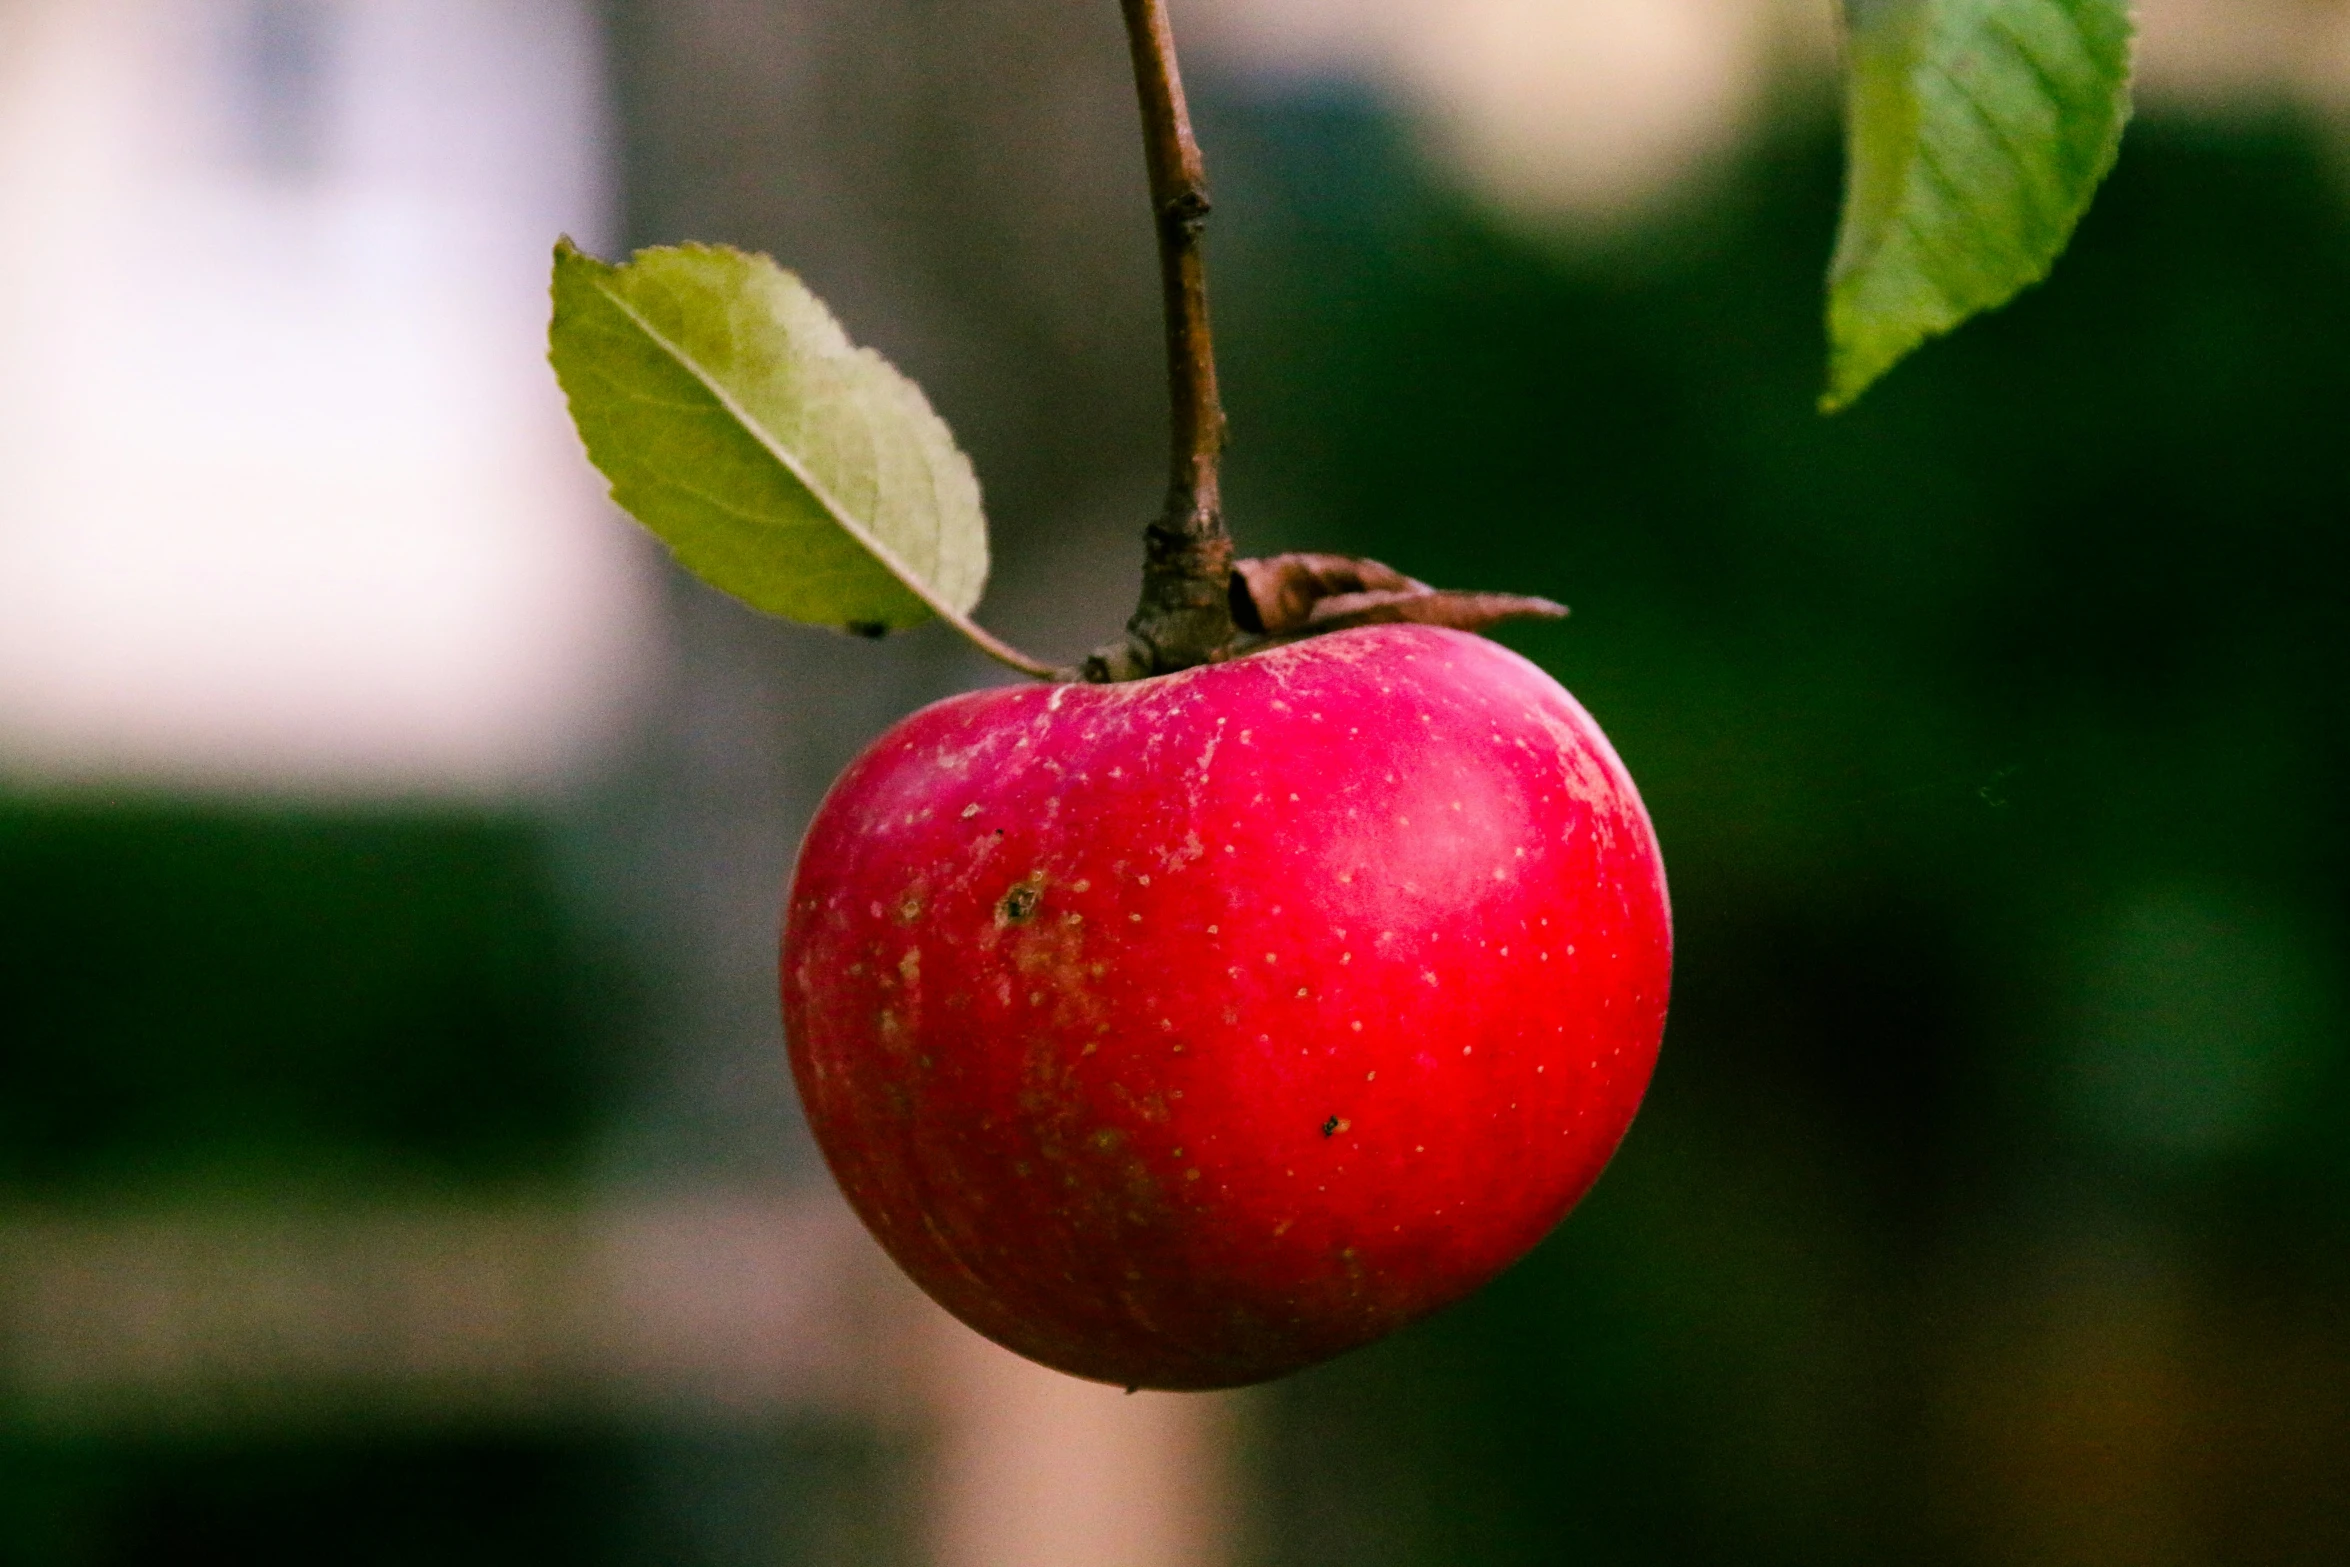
[0,0,652,796]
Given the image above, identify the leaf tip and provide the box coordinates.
[551,234,614,283]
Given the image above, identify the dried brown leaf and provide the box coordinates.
[1231,553,1423,635]
[1230,553,1565,642]
[1305,589,1568,634]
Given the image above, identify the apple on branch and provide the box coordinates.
[549,0,2133,1386]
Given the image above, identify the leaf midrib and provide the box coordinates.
[588,273,960,625]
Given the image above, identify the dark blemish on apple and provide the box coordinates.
[1321,1115,1341,1137]
[999,881,1042,924]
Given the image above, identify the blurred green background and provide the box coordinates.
[6,3,2349,1562]
[1219,98,2350,1567]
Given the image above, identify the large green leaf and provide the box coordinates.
[1824,0,2133,410]
[549,241,988,632]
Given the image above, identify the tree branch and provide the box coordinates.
[1087,0,1238,681]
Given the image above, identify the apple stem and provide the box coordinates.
[1086,0,1239,682]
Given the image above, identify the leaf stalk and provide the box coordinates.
[948,610,1067,681]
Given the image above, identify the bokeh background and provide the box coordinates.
[5,0,2349,1562]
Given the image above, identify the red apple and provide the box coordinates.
[781,623,1670,1389]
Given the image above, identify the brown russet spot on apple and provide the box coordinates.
[997,879,1043,925]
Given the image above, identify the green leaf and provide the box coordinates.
[1824,0,2133,410]
[549,240,988,633]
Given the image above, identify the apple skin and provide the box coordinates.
[782,624,1670,1389]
